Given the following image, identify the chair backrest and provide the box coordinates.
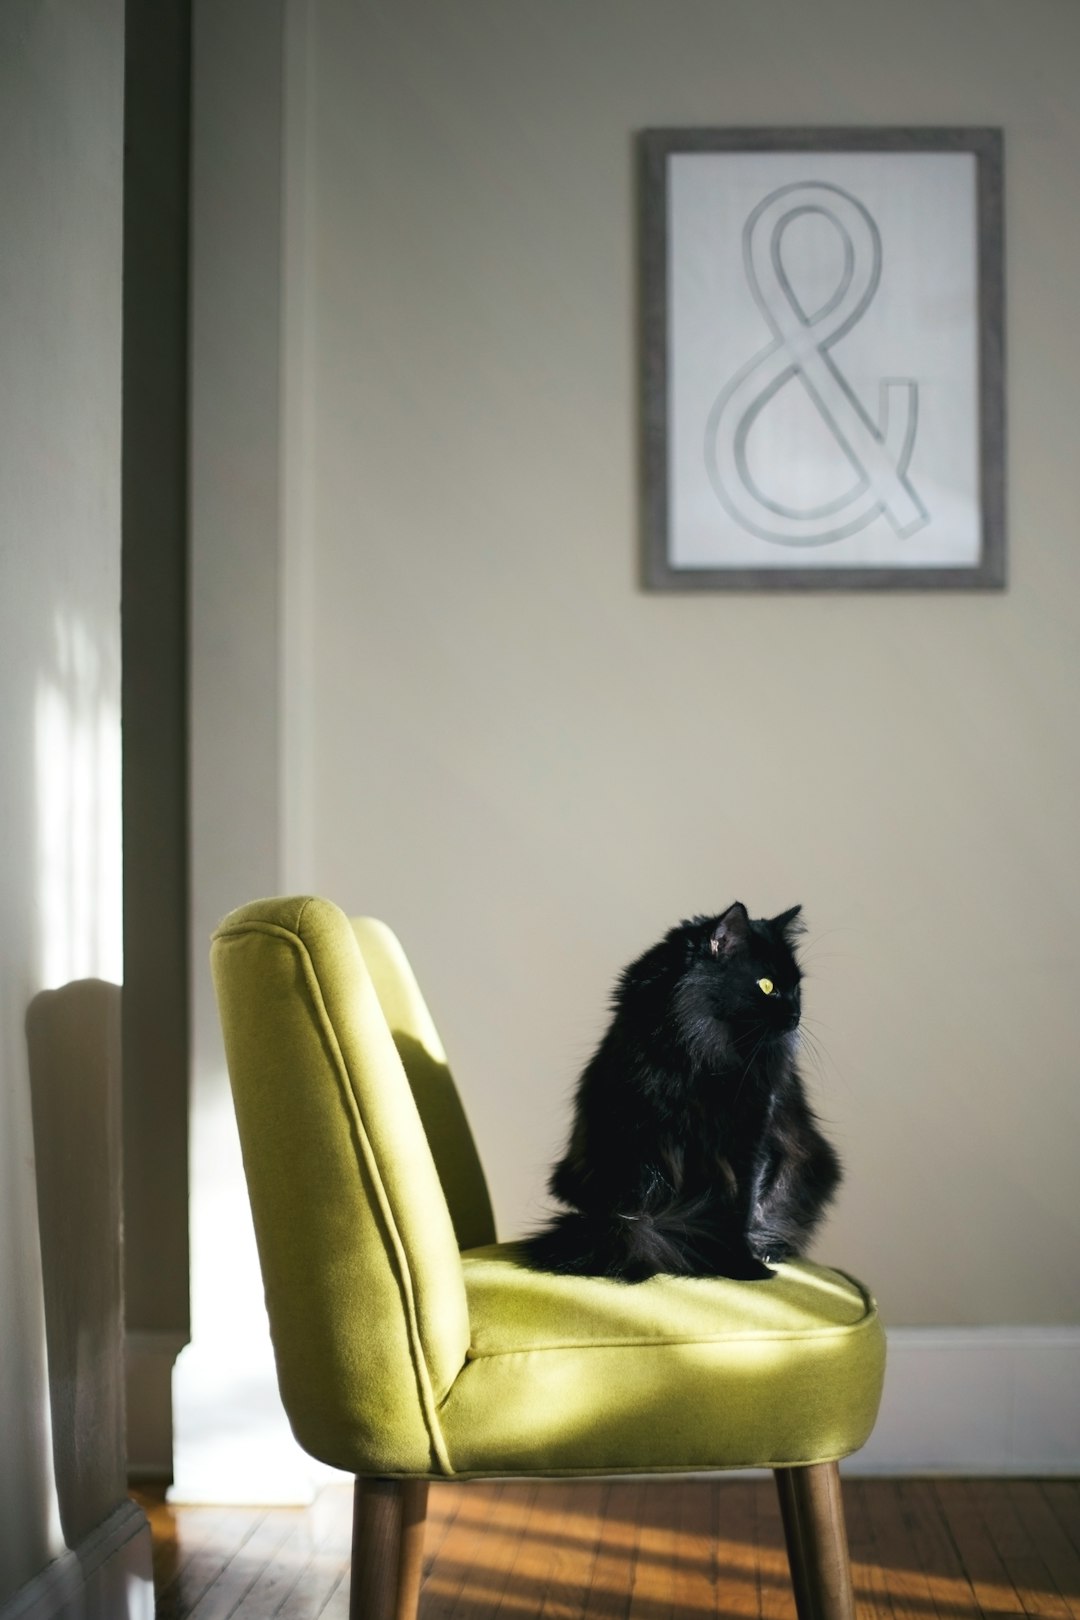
[210,895,472,1475]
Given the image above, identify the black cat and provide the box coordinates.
[524,902,841,1282]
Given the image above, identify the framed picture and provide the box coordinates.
[640,128,1005,590]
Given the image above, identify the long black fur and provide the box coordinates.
[523,902,841,1282]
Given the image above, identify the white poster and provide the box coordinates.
[642,133,1004,589]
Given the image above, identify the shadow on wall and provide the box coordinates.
[391,1031,496,1251]
[0,1051,61,1588]
[25,979,126,1549]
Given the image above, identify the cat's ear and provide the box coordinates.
[771,905,806,941]
[710,902,750,958]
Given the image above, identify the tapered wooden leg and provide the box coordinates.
[350,1477,429,1620]
[775,1466,816,1620]
[774,1463,855,1620]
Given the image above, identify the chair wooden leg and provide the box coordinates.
[774,1462,855,1620]
[350,1477,429,1620]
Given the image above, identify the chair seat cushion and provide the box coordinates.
[437,1243,885,1477]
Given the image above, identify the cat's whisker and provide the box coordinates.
[795,1025,832,1081]
[799,1022,835,1064]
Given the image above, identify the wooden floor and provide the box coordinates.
[132,1477,1080,1620]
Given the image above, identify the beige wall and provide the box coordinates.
[180,0,344,1504]
[279,0,1080,1329]
[0,0,146,1600]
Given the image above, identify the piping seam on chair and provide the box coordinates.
[292,929,456,1476]
[461,1302,881,1358]
[463,1321,880,1360]
[219,916,456,1476]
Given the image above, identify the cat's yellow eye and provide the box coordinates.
[756,977,775,996]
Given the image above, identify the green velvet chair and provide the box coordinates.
[211,895,886,1620]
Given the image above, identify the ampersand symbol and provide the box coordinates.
[704,182,929,547]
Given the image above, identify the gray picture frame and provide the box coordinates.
[640,127,1006,591]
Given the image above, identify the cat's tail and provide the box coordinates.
[522,1210,666,1282]
[521,1202,770,1284]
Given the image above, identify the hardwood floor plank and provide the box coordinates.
[537,1480,609,1620]
[495,1483,592,1613]
[424,1480,585,1619]
[154,1506,270,1620]
[138,1476,1080,1620]
[843,1476,899,1620]
[967,1480,1074,1620]
[714,1481,760,1619]
[266,1547,350,1620]
[894,1479,982,1618]
[628,1477,683,1620]
[1007,1484,1080,1620]
[229,1518,324,1620]
[129,1489,185,1588]
[131,1492,251,1600]
[1042,1486,1080,1562]
[581,1479,648,1620]
[187,1510,304,1620]
[314,1568,351,1620]
[933,1481,1027,1619]
[419,1482,514,1618]
[870,1478,944,1620]
[673,1482,722,1619]
[231,1486,353,1620]
[423,1482,465,1579]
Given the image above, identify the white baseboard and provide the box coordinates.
[0,1503,153,1620]
[845,1325,1080,1475]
